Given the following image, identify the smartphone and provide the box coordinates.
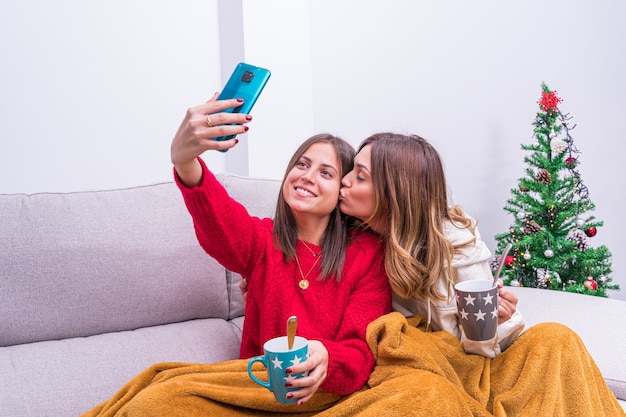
[213,62,271,144]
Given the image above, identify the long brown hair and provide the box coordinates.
[359,133,475,301]
[274,133,356,281]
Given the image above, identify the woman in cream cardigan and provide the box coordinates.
[334,132,623,417]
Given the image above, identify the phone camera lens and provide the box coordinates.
[241,71,254,83]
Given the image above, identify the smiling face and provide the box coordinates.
[340,144,387,234]
[282,142,342,222]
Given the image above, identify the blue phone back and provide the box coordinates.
[213,62,270,147]
[218,62,271,116]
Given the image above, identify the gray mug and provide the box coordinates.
[455,280,498,341]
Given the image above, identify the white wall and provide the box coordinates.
[1,0,624,300]
[241,0,626,300]
[240,1,316,178]
[0,0,225,193]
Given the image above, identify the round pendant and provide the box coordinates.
[299,279,309,290]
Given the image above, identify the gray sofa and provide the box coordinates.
[1,175,624,417]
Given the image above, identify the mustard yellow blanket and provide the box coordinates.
[320,312,624,417]
[81,312,624,417]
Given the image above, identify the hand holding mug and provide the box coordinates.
[247,337,328,405]
[284,340,329,404]
[247,336,309,405]
[495,278,519,323]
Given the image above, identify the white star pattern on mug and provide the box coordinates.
[474,309,486,321]
[483,293,494,305]
[284,374,298,383]
[291,355,305,366]
[283,370,310,382]
[460,292,498,322]
[455,282,498,342]
[463,294,476,305]
[271,354,306,370]
[271,357,284,369]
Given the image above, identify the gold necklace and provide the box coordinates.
[301,241,322,257]
[294,253,321,290]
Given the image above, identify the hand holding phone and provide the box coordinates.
[213,62,271,145]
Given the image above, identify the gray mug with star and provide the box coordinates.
[247,336,309,404]
[455,280,499,341]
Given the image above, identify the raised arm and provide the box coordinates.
[171,94,252,187]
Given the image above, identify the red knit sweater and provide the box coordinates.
[175,158,391,395]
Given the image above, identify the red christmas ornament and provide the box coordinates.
[585,227,597,237]
[538,90,562,111]
[565,157,578,168]
[504,255,515,268]
[584,279,598,290]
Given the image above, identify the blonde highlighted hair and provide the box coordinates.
[359,133,475,302]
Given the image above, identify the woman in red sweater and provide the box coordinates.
[80,95,391,416]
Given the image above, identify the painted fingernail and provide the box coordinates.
[243,126,249,132]
[237,98,244,102]
[286,393,294,399]
[285,382,293,387]
[285,368,293,374]
[245,115,253,121]
[234,139,239,144]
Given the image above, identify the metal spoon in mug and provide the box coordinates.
[287,316,298,350]
[493,243,513,287]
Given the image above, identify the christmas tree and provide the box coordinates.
[492,83,618,297]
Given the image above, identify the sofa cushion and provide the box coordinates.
[0,182,230,346]
[0,318,242,417]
